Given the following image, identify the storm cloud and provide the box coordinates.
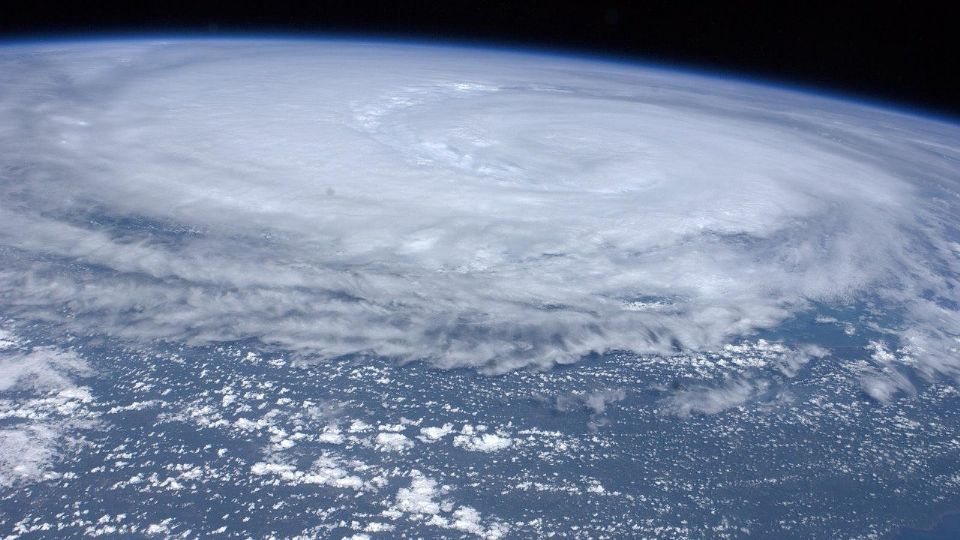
[1,40,958,373]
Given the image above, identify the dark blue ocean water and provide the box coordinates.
[2,305,959,538]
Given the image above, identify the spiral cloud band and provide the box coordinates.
[1,40,958,373]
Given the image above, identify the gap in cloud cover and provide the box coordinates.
[0,39,958,376]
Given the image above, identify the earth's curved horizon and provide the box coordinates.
[1,37,959,539]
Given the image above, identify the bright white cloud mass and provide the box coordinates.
[1,40,958,374]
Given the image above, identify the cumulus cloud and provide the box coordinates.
[453,432,512,453]
[0,40,958,374]
[250,452,368,491]
[418,423,455,443]
[389,470,509,539]
[0,342,97,486]
[393,470,446,516]
[374,432,414,452]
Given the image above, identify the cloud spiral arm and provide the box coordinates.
[1,40,958,373]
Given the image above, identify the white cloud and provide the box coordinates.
[0,328,18,350]
[582,389,627,415]
[0,41,957,376]
[0,343,98,487]
[0,347,92,392]
[0,425,59,487]
[250,451,368,491]
[860,369,916,403]
[317,425,345,444]
[860,376,899,402]
[660,379,758,418]
[453,431,513,453]
[363,522,395,533]
[348,420,372,433]
[374,432,414,452]
[418,423,454,443]
[394,470,445,516]
[389,470,509,539]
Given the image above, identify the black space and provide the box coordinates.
[2,0,958,118]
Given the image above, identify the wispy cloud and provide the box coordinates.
[659,379,759,417]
